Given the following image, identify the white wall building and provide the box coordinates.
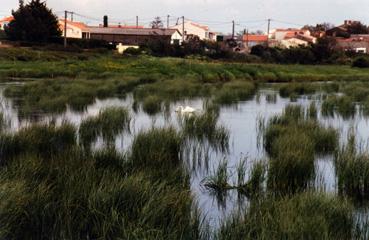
[171,20,216,41]
[59,20,90,39]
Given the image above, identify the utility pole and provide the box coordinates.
[167,15,170,28]
[64,10,67,48]
[182,16,185,42]
[71,12,74,22]
[246,29,249,50]
[136,16,138,28]
[267,18,271,47]
[232,20,235,39]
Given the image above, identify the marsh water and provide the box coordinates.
[2,82,369,227]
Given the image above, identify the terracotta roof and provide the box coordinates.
[190,22,209,31]
[243,35,268,42]
[0,16,14,22]
[89,27,181,36]
[275,28,308,32]
[59,19,88,31]
[98,24,144,29]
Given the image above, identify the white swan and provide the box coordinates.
[175,106,197,114]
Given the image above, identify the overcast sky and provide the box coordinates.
[1,0,369,33]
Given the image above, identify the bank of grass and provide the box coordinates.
[179,108,229,153]
[335,132,369,200]
[0,121,205,239]
[262,105,339,193]
[218,192,353,240]
[3,50,369,117]
[79,107,131,147]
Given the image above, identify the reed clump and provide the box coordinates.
[180,109,229,153]
[335,133,369,200]
[264,105,338,156]
[322,95,356,118]
[142,95,162,115]
[130,127,183,172]
[263,105,338,193]
[218,192,353,240]
[79,107,131,147]
[214,81,256,105]
[279,82,317,98]
[0,122,76,162]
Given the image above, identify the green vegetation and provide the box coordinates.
[0,121,204,239]
[322,95,356,118]
[279,82,317,98]
[79,107,131,147]
[218,192,353,240]
[335,132,369,200]
[179,109,229,152]
[202,159,266,198]
[262,105,338,193]
[2,48,369,117]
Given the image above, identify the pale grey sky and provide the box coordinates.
[1,0,369,33]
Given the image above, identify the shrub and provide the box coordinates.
[352,57,369,68]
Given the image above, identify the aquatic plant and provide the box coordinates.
[179,109,229,153]
[0,122,76,162]
[268,131,315,193]
[130,127,183,172]
[218,192,353,240]
[79,107,131,147]
[214,81,256,105]
[335,132,369,199]
[321,95,356,119]
[265,93,277,103]
[142,95,162,115]
[279,82,317,98]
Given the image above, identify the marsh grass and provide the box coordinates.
[79,107,131,147]
[218,192,353,240]
[265,93,277,103]
[129,127,185,183]
[214,81,256,105]
[322,95,356,119]
[335,132,369,200]
[0,121,204,239]
[0,122,76,162]
[142,95,162,115]
[0,112,4,132]
[203,159,266,198]
[279,82,317,98]
[268,131,315,193]
[262,105,338,193]
[179,109,229,153]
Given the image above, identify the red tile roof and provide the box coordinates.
[0,16,14,24]
[59,19,89,31]
[243,35,268,42]
[98,24,144,29]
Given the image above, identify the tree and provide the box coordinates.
[347,22,369,34]
[150,17,164,29]
[5,0,61,42]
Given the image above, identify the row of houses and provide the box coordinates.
[2,15,369,54]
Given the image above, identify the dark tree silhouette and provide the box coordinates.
[5,0,61,42]
[347,22,369,34]
[150,17,164,29]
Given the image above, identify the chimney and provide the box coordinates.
[103,15,108,28]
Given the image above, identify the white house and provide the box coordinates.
[59,20,90,39]
[270,28,311,41]
[170,20,216,41]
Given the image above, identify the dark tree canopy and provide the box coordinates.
[150,17,164,29]
[347,22,369,34]
[5,0,61,42]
